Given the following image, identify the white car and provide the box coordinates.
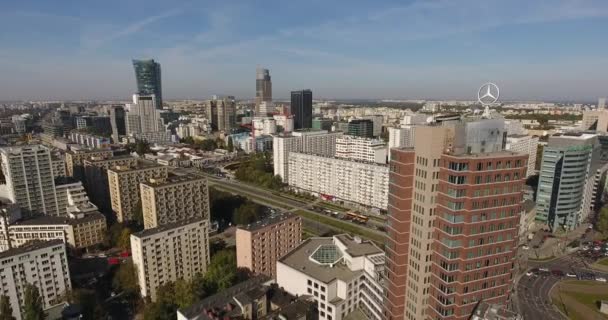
[539,267,549,272]
[594,246,602,251]
[595,277,607,283]
[522,245,529,250]
[526,271,534,276]
[566,272,577,278]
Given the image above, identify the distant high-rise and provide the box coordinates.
[255,67,272,114]
[599,97,606,109]
[109,105,126,142]
[207,95,236,132]
[291,90,312,129]
[132,59,162,109]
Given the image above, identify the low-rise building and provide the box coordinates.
[277,234,385,320]
[108,161,168,222]
[236,213,302,278]
[130,218,210,301]
[288,153,389,210]
[177,275,318,320]
[0,212,106,251]
[0,240,71,320]
[140,174,210,229]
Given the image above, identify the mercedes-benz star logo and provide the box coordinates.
[477,82,500,105]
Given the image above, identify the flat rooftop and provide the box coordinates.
[0,240,64,259]
[443,150,525,159]
[12,212,105,226]
[237,212,299,231]
[279,237,362,284]
[140,173,205,187]
[132,217,206,238]
[334,234,383,257]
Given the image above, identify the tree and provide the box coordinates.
[22,284,44,320]
[227,137,234,152]
[598,207,608,236]
[233,202,263,225]
[0,295,14,320]
[112,261,139,295]
[117,227,132,251]
[205,250,239,291]
[135,140,151,156]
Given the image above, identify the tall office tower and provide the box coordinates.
[335,135,387,164]
[236,213,302,278]
[384,119,524,320]
[140,175,210,229]
[83,156,139,212]
[132,59,162,108]
[108,161,168,223]
[207,95,236,132]
[255,67,272,114]
[109,105,126,142]
[291,90,313,130]
[0,240,71,320]
[273,130,343,181]
[126,94,163,134]
[131,218,210,301]
[361,115,384,137]
[536,133,598,231]
[505,135,539,177]
[0,145,59,217]
[599,97,606,109]
[581,109,608,132]
[347,119,374,138]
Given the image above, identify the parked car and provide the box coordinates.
[526,271,534,276]
[595,277,607,283]
[539,267,549,272]
[566,272,577,278]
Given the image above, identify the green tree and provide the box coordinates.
[598,207,608,236]
[205,250,239,291]
[227,137,234,152]
[0,295,14,320]
[117,227,132,251]
[22,284,44,320]
[233,202,263,225]
[135,140,151,156]
[112,261,139,294]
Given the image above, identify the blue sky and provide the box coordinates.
[1,0,607,101]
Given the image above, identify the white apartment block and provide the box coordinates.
[130,218,210,301]
[140,175,210,229]
[277,234,385,320]
[335,135,387,164]
[0,145,59,217]
[388,126,415,150]
[273,130,343,181]
[273,115,294,133]
[0,240,71,320]
[54,179,98,217]
[287,153,389,210]
[505,134,539,176]
[252,117,277,136]
[108,162,168,223]
[127,94,164,134]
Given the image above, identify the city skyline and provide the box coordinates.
[0,0,607,101]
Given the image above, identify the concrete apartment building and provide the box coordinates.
[54,178,98,217]
[536,133,598,231]
[83,155,138,212]
[130,218,210,301]
[287,153,389,210]
[581,109,608,132]
[51,155,66,178]
[384,118,525,320]
[273,130,343,181]
[1,212,106,251]
[140,174,209,228]
[65,149,113,180]
[277,234,385,320]
[335,135,387,164]
[206,95,236,132]
[236,213,302,278]
[505,135,539,176]
[0,240,71,320]
[0,145,60,217]
[108,160,168,222]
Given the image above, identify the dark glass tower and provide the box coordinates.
[347,119,374,138]
[291,89,313,130]
[132,59,162,109]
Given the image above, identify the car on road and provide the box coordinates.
[566,272,577,278]
[580,272,595,280]
[525,271,534,276]
[522,245,529,250]
[539,267,549,272]
[596,277,607,283]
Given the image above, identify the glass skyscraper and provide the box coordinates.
[132,59,162,109]
[291,89,313,130]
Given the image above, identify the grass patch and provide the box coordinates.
[551,280,608,320]
[529,256,555,261]
[598,258,608,267]
[294,210,386,245]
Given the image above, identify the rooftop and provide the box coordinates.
[108,159,163,172]
[0,240,64,260]
[237,213,299,231]
[12,211,105,226]
[84,155,135,163]
[443,150,525,159]
[140,173,205,187]
[334,234,383,257]
[132,217,206,238]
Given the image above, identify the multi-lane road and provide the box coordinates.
[515,254,608,320]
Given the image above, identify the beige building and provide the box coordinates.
[236,213,302,278]
[0,212,106,251]
[0,240,71,320]
[65,149,113,180]
[130,218,210,301]
[108,160,168,222]
[140,174,209,229]
[582,109,608,132]
[83,155,138,212]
